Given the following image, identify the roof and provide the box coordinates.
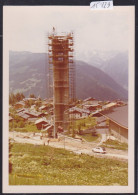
[103,102,117,109]
[28,118,37,122]
[84,104,99,108]
[69,107,90,114]
[18,112,29,119]
[15,101,25,106]
[102,105,128,128]
[96,116,106,123]
[40,105,47,110]
[35,118,48,124]
[17,108,28,113]
[24,111,38,117]
[41,125,53,132]
[84,97,96,102]
[23,98,36,101]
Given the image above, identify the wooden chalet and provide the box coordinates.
[17,112,29,121]
[14,101,25,109]
[35,118,49,130]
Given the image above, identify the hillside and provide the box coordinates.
[84,50,128,90]
[9,51,128,100]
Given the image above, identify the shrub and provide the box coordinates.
[18,121,25,128]
[25,124,38,132]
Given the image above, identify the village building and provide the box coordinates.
[14,101,25,109]
[16,108,28,113]
[84,97,96,102]
[28,118,37,123]
[102,102,117,111]
[101,105,128,143]
[23,111,38,118]
[17,112,29,121]
[69,107,90,119]
[35,118,49,130]
[83,104,102,112]
[18,109,47,120]
[39,105,48,112]
[41,124,54,137]
[83,97,100,106]
[23,97,37,103]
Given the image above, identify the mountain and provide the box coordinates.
[82,50,128,90]
[102,52,128,90]
[9,51,128,100]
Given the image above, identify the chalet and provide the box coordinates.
[39,105,48,112]
[23,98,37,103]
[101,105,128,143]
[41,124,54,137]
[24,111,38,118]
[83,104,102,111]
[28,118,37,123]
[42,124,54,132]
[17,112,29,121]
[83,97,100,105]
[96,115,106,124]
[16,108,27,113]
[35,118,49,130]
[14,101,25,109]
[37,112,48,118]
[69,107,90,119]
[102,102,117,111]
[116,100,127,106]
[84,97,96,102]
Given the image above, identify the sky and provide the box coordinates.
[4,6,132,61]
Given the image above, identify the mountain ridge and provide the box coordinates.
[9,51,128,101]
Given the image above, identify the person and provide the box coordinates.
[47,139,50,145]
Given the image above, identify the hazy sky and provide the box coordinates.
[4,6,132,60]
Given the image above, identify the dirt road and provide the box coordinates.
[9,132,128,161]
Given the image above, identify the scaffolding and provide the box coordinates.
[48,30,75,138]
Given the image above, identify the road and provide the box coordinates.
[9,131,128,161]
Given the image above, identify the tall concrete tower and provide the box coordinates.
[48,31,75,138]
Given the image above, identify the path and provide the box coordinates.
[9,132,128,161]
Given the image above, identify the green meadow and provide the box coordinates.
[9,143,128,185]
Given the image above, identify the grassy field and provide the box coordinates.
[9,143,128,185]
[75,117,97,131]
[101,139,128,151]
[79,134,100,142]
[9,124,40,133]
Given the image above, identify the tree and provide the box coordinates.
[9,92,25,105]
[16,92,21,102]
[29,94,36,98]
[9,93,16,105]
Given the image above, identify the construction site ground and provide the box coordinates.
[9,131,128,162]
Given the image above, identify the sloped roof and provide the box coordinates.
[69,107,90,114]
[35,118,48,124]
[18,112,29,119]
[84,97,96,102]
[17,108,27,113]
[103,102,117,109]
[102,105,128,128]
[15,101,25,106]
[41,125,54,132]
[40,105,47,110]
